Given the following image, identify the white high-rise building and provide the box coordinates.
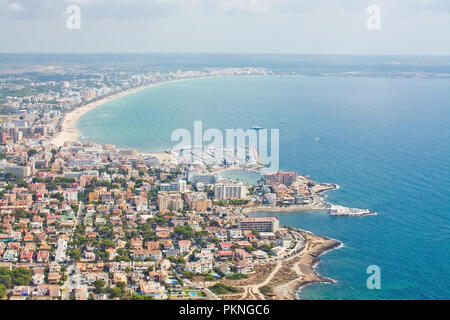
[214,182,247,200]
[178,179,187,193]
[160,180,187,193]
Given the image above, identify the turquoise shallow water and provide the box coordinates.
[219,169,262,186]
[78,76,450,299]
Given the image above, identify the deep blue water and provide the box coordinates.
[78,76,450,299]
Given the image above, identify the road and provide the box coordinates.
[239,230,306,300]
[62,201,84,299]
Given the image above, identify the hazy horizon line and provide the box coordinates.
[1,52,450,58]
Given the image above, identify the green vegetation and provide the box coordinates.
[226,273,249,280]
[130,293,154,300]
[0,88,35,100]
[0,107,17,114]
[109,287,123,298]
[33,177,76,191]
[245,245,257,253]
[27,149,38,158]
[168,256,185,265]
[0,284,6,298]
[51,193,64,202]
[204,274,216,281]
[182,271,194,279]
[93,279,106,294]
[0,267,33,288]
[213,268,225,278]
[174,225,194,240]
[106,281,127,299]
[68,248,81,261]
[213,199,250,206]
[137,223,158,242]
[260,243,273,252]
[1,173,30,187]
[228,199,250,205]
[208,283,240,295]
[260,285,273,295]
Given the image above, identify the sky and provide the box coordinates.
[0,0,449,55]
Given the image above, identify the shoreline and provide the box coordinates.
[50,76,212,149]
[51,83,157,148]
[213,226,343,301]
[47,75,370,301]
[274,228,343,300]
[295,237,344,300]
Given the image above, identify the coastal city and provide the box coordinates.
[1,0,448,310]
[0,64,370,300]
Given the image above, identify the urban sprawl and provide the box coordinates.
[0,65,366,300]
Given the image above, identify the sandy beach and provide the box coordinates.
[51,83,160,148]
[141,152,178,166]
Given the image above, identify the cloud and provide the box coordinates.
[0,0,449,54]
[220,0,271,13]
[7,1,23,12]
[1,0,449,20]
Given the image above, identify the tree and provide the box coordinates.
[18,180,28,188]
[174,225,194,240]
[93,279,106,294]
[68,248,81,261]
[0,267,32,288]
[0,268,13,288]
[130,293,154,300]
[109,287,122,298]
[116,281,126,291]
[97,251,109,262]
[51,193,64,202]
[27,149,38,158]
[209,220,219,227]
[0,284,6,298]
[245,245,256,253]
[195,230,209,239]
[12,268,32,286]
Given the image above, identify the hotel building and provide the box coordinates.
[214,182,247,200]
[239,217,280,233]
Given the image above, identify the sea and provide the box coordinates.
[74,55,450,300]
